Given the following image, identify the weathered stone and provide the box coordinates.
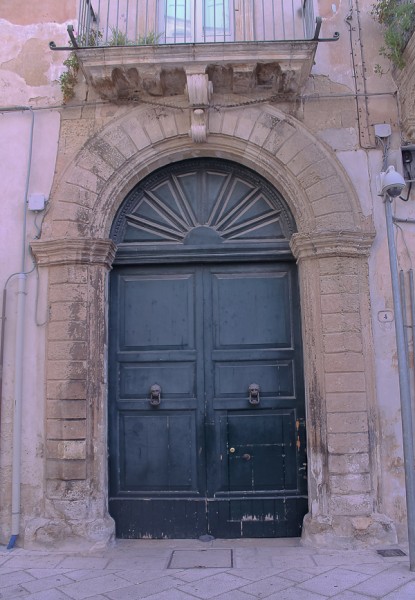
[47,380,87,401]
[328,453,371,475]
[325,372,366,393]
[330,474,371,494]
[46,459,87,481]
[47,400,87,419]
[327,433,369,454]
[327,412,368,434]
[47,419,86,440]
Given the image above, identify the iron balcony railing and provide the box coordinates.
[76,0,316,46]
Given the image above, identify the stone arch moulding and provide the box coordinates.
[30,103,398,549]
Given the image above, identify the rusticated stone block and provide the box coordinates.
[47,440,87,460]
[326,392,367,413]
[321,294,360,315]
[47,380,87,400]
[330,474,371,494]
[323,332,363,354]
[322,313,361,334]
[329,494,372,516]
[319,259,359,278]
[46,479,90,500]
[315,212,355,230]
[49,265,88,285]
[320,274,359,295]
[325,372,366,393]
[49,302,87,323]
[48,360,87,381]
[47,341,88,361]
[328,453,370,474]
[47,419,86,440]
[46,459,87,481]
[47,400,86,419]
[328,433,369,454]
[327,412,368,434]
[324,353,364,373]
[48,321,87,342]
[49,283,86,304]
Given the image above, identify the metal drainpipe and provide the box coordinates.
[5,107,35,549]
[384,196,415,570]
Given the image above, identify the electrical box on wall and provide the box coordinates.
[402,145,415,182]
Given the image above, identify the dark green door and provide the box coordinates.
[109,260,307,538]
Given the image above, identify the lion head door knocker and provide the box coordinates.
[248,383,260,405]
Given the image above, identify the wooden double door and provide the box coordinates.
[108,259,307,538]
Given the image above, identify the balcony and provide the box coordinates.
[52,1,338,139]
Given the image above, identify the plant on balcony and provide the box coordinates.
[371,0,415,68]
[108,26,162,46]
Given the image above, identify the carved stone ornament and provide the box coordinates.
[31,239,117,269]
[185,71,213,144]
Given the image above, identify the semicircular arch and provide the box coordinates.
[46,103,371,241]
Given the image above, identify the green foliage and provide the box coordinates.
[371,0,415,68]
[59,52,79,103]
[108,26,162,46]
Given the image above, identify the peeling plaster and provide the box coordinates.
[2,38,49,86]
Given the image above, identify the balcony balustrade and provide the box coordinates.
[76,0,316,46]
[51,1,338,140]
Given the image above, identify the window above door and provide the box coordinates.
[111,159,296,264]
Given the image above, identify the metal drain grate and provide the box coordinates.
[168,549,233,569]
[377,549,407,557]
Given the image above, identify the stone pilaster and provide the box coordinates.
[28,239,116,548]
[290,231,397,548]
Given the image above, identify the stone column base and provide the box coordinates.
[301,512,398,549]
[23,515,115,551]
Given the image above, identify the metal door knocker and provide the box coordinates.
[248,383,260,405]
[150,384,161,406]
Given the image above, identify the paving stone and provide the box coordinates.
[26,590,75,600]
[230,567,285,582]
[136,590,204,600]
[0,584,30,599]
[209,591,255,600]
[297,567,370,597]
[340,563,396,576]
[350,566,415,597]
[58,556,109,569]
[265,589,329,600]
[4,555,64,568]
[105,575,180,599]
[239,573,294,597]
[21,572,74,593]
[64,568,120,581]
[312,553,383,567]
[382,579,415,599]
[26,567,73,579]
[0,570,35,588]
[173,568,229,582]
[324,592,374,599]
[178,572,250,599]
[58,573,131,599]
[277,568,316,583]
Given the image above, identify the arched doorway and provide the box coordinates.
[108,158,307,538]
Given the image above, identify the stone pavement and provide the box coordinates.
[1,538,415,600]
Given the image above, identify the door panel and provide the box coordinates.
[109,261,306,538]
